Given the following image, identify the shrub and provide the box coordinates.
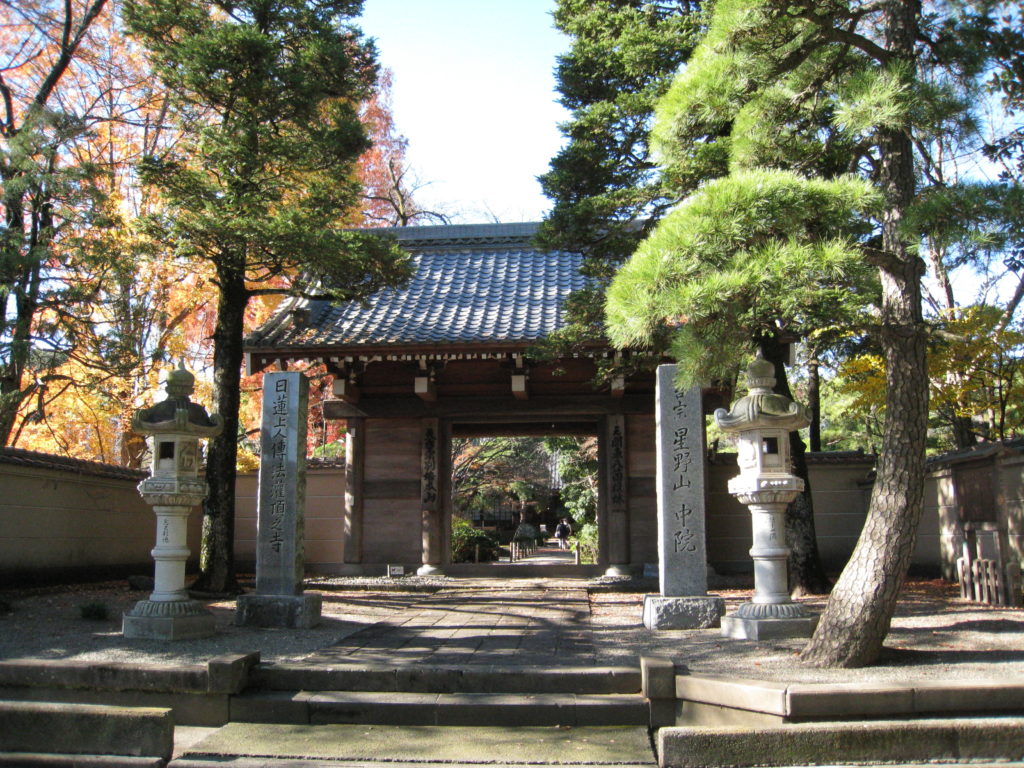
[570,521,599,564]
[451,518,501,563]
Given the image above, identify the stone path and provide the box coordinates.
[306,588,595,667]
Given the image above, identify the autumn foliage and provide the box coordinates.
[1,1,419,465]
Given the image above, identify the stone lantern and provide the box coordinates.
[122,363,223,640]
[714,351,818,640]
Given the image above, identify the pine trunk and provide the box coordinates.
[800,1,926,668]
[191,263,247,596]
[761,337,832,596]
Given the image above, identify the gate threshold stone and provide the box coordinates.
[178,723,655,765]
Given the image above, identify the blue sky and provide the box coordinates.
[357,1,570,224]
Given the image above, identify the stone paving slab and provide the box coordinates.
[303,587,596,668]
[177,723,655,765]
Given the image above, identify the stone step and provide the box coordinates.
[0,755,164,767]
[169,722,656,766]
[0,700,174,762]
[230,690,650,727]
[252,663,641,695]
[658,717,1024,767]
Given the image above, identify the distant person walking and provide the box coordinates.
[554,518,572,550]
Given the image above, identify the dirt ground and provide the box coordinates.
[1,577,1023,683]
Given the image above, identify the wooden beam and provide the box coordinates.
[415,375,437,402]
[511,372,529,400]
[322,393,654,420]
[452,421,598,438]
[332,377,361,404]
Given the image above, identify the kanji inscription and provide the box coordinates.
[256,371,309,596]
[655,365,709,597]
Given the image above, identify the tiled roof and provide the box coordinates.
[248,223,588,351]
[0,447,147,481]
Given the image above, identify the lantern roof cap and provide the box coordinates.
[132,362,223,437]
[714,350,809,432]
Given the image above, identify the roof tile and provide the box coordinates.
[249,223,588,351]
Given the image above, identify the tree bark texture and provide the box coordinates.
[807,353,822,453]
[761,336,832,595]
[801,0,927,668]
[191,263,247,596]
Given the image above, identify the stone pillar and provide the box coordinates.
[343,417,365,564]
[236,371,322,628]
[604,414,631,576]
[418,417,444,576]
[643,364,724,630]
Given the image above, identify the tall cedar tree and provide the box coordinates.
[608,0,1013,666]
[126,0,410,594]
[538,0,834,593]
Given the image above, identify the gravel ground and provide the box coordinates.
[1,576,1022,684]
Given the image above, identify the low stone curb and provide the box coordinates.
[0,700,174,761]
[0,653,258,696]
[658,717,1024,767]
[671,671,1024,721]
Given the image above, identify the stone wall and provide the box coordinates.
[0,448,201,585]
[235,461,348,573]
[706,452,884,574]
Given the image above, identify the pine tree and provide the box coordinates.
[125,0,410,594]
[607,0,1014,666]
[540,0,837,593]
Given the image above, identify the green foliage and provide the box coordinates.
[543,436,599,525]
[450,517,501,563]
[607,169,880,386]
[126,0,410,591]
[570,521,599,564]
[79,601,109,621]
[536,0,705,365]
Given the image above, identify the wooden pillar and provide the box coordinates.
[418,417,444,575]
[343,417,364,564]
[604,413,631,576]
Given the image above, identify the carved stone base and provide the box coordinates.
[416,564,444,577]
[235,593,322,629]
[643,594,725,630]
[122,599,216,640]
[721,603,819,640]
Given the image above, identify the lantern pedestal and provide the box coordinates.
[123,599,216,640]
[714,351,818,642]
[123,479,217,640]
[122,364,221,641]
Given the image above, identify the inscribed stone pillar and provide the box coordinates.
[417,417,444,576]
[643,364,724,629]
[236,371,322,628]
[604,414,631,576]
